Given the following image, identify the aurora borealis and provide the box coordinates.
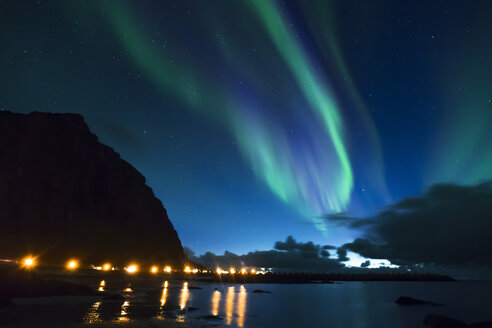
[98,0,356,227]
[1,0,491,256]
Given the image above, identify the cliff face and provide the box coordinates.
[0,111,186,267]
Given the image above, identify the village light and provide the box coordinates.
[21,256,36,269]
[125,264,138,274]
[66,259,79,270]
[102,263,111,271]
[150,266,158,273]
[184,266,191,273]
[164,266,172,273]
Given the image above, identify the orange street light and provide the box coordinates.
[21,256,36,269]
[66,259,79,270]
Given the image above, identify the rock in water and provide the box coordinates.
[470,323,492,328]
[423,314,467,328]
[0,111,186,266]
[395,296,440,306]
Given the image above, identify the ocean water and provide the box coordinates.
[1,279,492,328]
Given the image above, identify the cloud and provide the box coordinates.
[188,236,345,273]
[329,181,492,269]
[336,248,349,262]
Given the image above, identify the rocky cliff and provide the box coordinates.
[0,111,186,267]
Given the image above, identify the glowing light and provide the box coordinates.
[150,266,158,274]
[164,266,172,273]
[100,280,106,287]
[98,286,104,292]
[123,287,133,292]
[21,256,36,269]
[163,281,168,288]
[179,282,189,310]
[225,286,235,325]
[66,260,79,270]
[211,290,221,316]
[184,266,191,273]
[237,285,247,327]
[125,264,138,274]
[251,269,256,274]
[241,268,247,274]
[216,268,223,275]
[230,268,236,274]
[192,268,199,273]
[102,263,111,271]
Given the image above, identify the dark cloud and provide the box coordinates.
[188,236,345,273]
[360,260,371,268]
[183,247,195,258]
[330,181,492,269]
[336,248,349,262]
[98,118,143,149]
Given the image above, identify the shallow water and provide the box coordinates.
[1,279,492,328]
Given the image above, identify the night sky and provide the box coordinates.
[1,1,491,269]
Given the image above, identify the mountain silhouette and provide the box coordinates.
[0,111,186,267]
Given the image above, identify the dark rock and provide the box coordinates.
[470,322,492,328]
[0,263,96,298]
[0,294,12,308]
[103,294,125,301]
[201,315,223,321]
[396,296,440,306]
[0,111,185,266]
[252,289,271,293]
[423,313,467,328]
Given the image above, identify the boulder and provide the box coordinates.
[395,296,440,306]
[423,314,467,328]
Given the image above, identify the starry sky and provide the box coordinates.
[1,0,491,257]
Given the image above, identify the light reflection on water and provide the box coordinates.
[83,301,102,324]
[80,280,250,326]
[6,281,492,328]
[160,281,168,307]
[211,289,221,316]
[225,286,235,325]
[98,280,105,292]
[179,281,189,310]
[114,301,130,323]
[237,285,247,327]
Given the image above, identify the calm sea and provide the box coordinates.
[1,279,492,327]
